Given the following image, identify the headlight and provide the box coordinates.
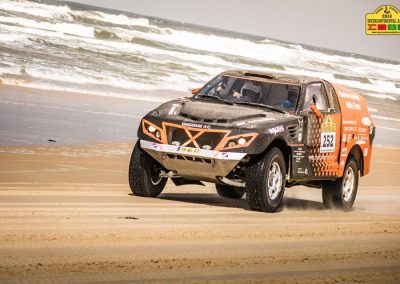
[142,119,165,143]
[217,133,259,150]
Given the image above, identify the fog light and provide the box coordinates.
[172,141,181,146]
[155,131,161,139]
[202,145,211,150]
[228,141,236,148]
[238,137,246,145]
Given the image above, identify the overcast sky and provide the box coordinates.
[71,0,399,62]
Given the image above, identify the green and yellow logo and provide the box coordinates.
[366,5,400,34]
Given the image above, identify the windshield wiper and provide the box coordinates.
[234,101,286,114]
[196,95,235,105]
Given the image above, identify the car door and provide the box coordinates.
[295,81,341,179]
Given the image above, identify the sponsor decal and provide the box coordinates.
[345,101,361,110]
[297,167,308,175]
[361,117,372,126]
[168,104,180,115]
[339,92,360,101]
[354,135,368,141]
[298,132,303,142]
[343,133,347,143]
[268,125,284,135]
[178,147,200,154]
[182,122,211,129]
[293,147,306,163]
[343,120,357,125]
[150,143,159,150]
[320,115,336,153]
[356,140,367,145]
[364,148,369,157]
[343,126,357,132]
[340,159,345,167]
[341,148,348,157]
[297,168,306,174]
[366,5,400,35]
[220,152,229,158]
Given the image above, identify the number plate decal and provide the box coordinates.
[320,132,335,153]
[320,115,336,153]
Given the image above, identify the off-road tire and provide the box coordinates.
[216,184,246,199]
[245,148,286,212]
[128,141,167,197]
[322,157,358,211]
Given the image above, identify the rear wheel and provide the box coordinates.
[215,184,245,199]
[128,141,167,197]
[246,148,286,212]
[322,158,358,211]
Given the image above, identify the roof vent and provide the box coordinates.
[244,72,274,79]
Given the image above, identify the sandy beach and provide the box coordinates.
[0,142,399,283]
[0,84,400,283]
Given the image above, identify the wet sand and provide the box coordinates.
[0,143,399,283]
[0,84,399,147]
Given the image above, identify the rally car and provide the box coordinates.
[129,70,375,212]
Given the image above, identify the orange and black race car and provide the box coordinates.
[129,70,375,212]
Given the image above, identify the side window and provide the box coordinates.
[303,82,330,111]
[324,82,340,112]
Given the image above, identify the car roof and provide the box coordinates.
[221,70,322,85]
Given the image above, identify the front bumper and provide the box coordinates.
[140,140,247,182]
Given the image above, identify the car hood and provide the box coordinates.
[168,100,290,127]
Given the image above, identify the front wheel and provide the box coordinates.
[215,184,245,199]
[245,148,286,213]
[128,141,167,197]
[322,158,358,211]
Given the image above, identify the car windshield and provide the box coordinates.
[194,75,300,113]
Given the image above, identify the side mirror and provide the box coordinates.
[191,88,200,95]
[310,105,322,118]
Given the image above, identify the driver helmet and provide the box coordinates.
[288,89,298,103]
[241,81,262,98]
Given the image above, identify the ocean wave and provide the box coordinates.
[0,15,94,38]
[0,0,72,21]
[0,0,399,113]
[333,74,371,84]
[71,10,149,27]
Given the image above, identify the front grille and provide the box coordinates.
[166,125,227,150]
[193,132,226,149]
[168,127,187,144]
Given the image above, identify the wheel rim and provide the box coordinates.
[343,166,355,202]
[150,163,162,185]
[267,161,282,200]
